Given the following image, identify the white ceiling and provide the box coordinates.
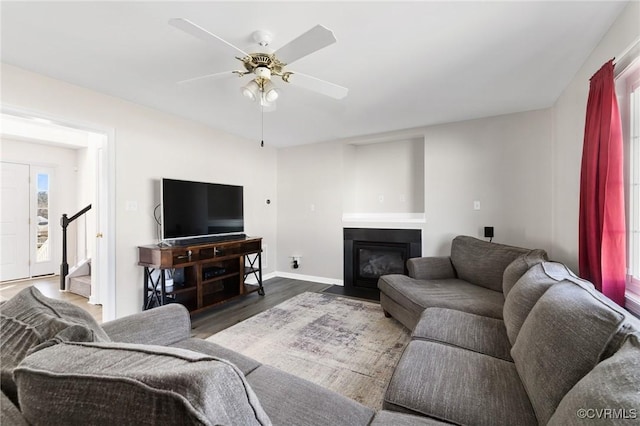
[0,1,628,147]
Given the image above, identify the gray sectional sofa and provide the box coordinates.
[0,286,428,425]
[1,235,639,425]
[379,236,640,425]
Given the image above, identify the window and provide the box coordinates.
[617,56,640,308]
[629,83,640,290]
[36,172,51,263]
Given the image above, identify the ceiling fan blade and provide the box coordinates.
[274,25,337,65]
[286,71,348,99]
[177,70,237,85]
[169,18,249,58]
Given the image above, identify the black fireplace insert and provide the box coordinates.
[344,228,421,291]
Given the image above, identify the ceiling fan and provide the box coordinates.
[169,18,348,110]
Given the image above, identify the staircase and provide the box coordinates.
[66,258,91,299]
[60,204,92,297]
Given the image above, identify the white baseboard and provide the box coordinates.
[245,272,277,285]
[275,271,343,286]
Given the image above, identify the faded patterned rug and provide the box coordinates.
[206,291,410,410]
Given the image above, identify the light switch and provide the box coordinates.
[473,201,481,210]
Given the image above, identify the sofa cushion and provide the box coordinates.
[502,249,548,297]
[0,287,108,405]
[406,256,456,280]
[412,308,512,361]
[384,340,537,426]
[169,338,262,375]
[511,281,627,425]
[102,303,191,345]
[15,341,271,426]
[450,236,531,292]
[246,365,374,426]
[378,274,504,324]
[503,262,565,345]
[547,333,640,426]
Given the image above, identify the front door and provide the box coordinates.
[0,162,30,281]
[0,162,56,280]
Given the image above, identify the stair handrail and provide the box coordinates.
[60,204,92,290]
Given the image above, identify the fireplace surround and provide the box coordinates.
[343,228,421,296]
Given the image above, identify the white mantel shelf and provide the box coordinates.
[342,213,426,223]
[342,213,426,230]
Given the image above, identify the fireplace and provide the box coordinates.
[344,228,421,292]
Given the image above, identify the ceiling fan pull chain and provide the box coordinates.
[260,102,264,148]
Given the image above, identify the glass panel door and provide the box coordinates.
[30,166,55,277]
[36,173,50,262]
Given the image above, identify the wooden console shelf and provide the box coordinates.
[138,237,264,314]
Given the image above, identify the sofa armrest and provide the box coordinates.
[101,304,191,346]
[407,257,456,280]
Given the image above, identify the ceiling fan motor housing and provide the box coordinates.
[242,53,286,79]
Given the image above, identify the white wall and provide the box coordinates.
[551,1,640,271]
[0,138,79,267]
[276,109,553,282]
[277,141,346,281]
[350,138,424,214]
[1,64,278,318]
[75,144,96,263]
[423,109,553,256]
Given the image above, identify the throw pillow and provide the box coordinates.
[502,249,548,297]
[511,281,627,425]
[503,262,565,345]
[0,286,109,405]
[15,341,272,426]
[0,286,109,341]
[547,333,640,425]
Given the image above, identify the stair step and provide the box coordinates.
[68,275,91,299]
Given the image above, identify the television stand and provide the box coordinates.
[138,236,264,314]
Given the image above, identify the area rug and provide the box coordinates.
[206,291,410,410]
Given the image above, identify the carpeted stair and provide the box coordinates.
[66,258,91,299]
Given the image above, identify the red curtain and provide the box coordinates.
[579,59,626,306]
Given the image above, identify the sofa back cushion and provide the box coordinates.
[511,281,628,425]
[502,249,548,297]
[450,236,531,292]
[15,341,271,426]
[503,262,566,345]
[0,287,108,405]
[547,333,640,425]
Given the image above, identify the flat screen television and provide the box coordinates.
[161,178,244,241]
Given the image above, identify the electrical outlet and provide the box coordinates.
[473,201,481,210]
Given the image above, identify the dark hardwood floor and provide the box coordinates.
[190,277,332,339]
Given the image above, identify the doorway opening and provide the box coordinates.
[0,110,115,321]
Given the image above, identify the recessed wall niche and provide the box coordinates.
[343,137,425,216]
